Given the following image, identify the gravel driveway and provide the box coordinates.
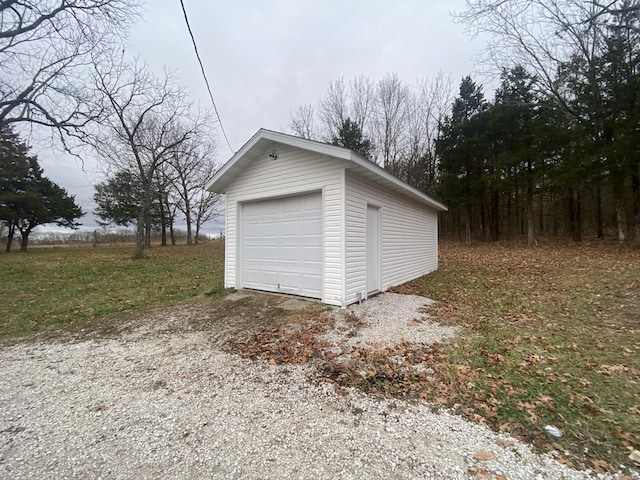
[0,292,633,479]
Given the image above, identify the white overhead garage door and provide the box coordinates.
[241,192,322,298]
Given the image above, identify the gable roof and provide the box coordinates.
[206,129,447,211]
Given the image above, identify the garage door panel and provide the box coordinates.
[258,221,279,237]
[259,270,279,286]
[279,272,299,288]
[261,246,280,260]
[281,220,300,236]
[243,246,261,261]
[280,245,301,260]
[241,192,322,299]
[281,203,300,214]
[303,245,322,262]
[303,193,322,209]
[243,223,261,236]
[302,218,322,235]
[302,274,322,291]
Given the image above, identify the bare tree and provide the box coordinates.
[318,78,348,140]
[193,189,223,244]
[456,0,607,114]
[418,72,454,150]
[374,73,411,172]
[0,0,140,141]
[349,75,376,133]
[90,59,206,258]
[289,72,453,188]
[169,136,217,244]
[290,104,316,140]
[413,72,454,191]
[154,161,178,247]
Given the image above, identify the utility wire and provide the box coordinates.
[179,0,234,154]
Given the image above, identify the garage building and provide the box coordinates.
[206,129,447,307]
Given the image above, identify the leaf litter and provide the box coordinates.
[225,241,640,476]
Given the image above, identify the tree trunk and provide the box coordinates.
[568,189,575,240]
[492,189,500,241]
[465,204,472,246]
[613,177,627,246]
[514,179,522,235]
[480,200,486,241]
[185,198,192,245]
[144,223,151,248]
[134,206,145,259]
[161,224,167,246]
[539,190,544,235]
[616,204,627,246]
[19,231,30,252]
[596,181,604,239]
[158,194,167,247]
[506,185,512,240]
[632,173,639,248]
[526,181,536,247]
[575,189,582,242]
[5,223,15,253]
[170,223,176,245]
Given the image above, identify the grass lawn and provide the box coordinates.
[394,241,640,472]
[0,241,225,338]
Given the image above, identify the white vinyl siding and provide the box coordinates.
[225,145,344,306]
[345,170,439,305]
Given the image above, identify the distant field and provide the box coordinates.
[0,241,225,338]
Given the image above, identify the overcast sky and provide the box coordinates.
[35,0,487,232]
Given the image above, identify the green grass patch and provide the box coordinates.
[0,241,225,338]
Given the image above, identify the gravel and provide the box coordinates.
[0,293,636,479]
[324,292,460,348]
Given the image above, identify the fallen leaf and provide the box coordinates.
[498,423,511,432]
[496,439,515,448]
[590,459,611,473]
[467,467,491,478]
[473,450,496,461]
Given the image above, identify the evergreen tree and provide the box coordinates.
[0,126,83,251]
[331,118,374,160]
[491,66,551,245]
[436,76,489,245]
[94,170,143,228]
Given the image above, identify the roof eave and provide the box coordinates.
[206,129,448,212]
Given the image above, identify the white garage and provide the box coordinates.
[206,129,447,307]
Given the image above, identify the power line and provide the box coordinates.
[179,0,234,154]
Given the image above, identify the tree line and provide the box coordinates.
[26,228,218,247]
[0,1,221,255]
[291,0,640,247]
